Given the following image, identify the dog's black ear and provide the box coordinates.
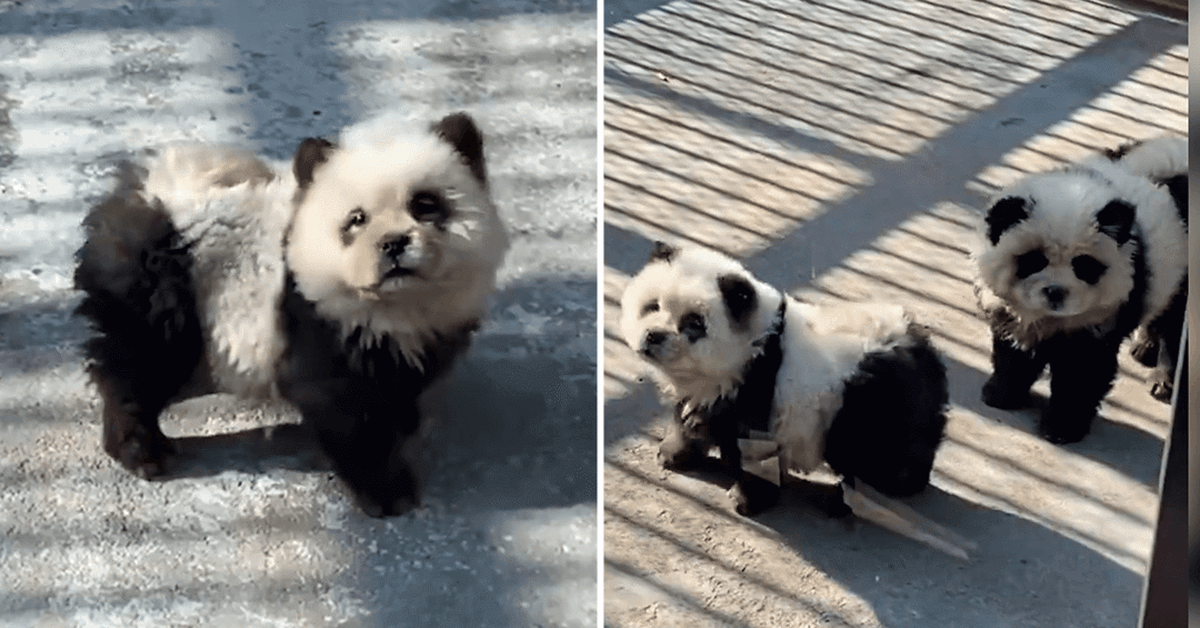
[294,138,335,189]
[718,274,758,328]
[432,112,486,185]
[1159,175,1187,225]
[985,196,1031,245]
[1095,199,1136,245]
[649,241,679,263]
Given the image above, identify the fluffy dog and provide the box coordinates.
[74,113,509,516]
[621,243,948,515]
[974,136,1186,443]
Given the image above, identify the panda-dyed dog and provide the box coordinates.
[974,136,1186,444]
[74,113,509,517]
[620,243,948,515]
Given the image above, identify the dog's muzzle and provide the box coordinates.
[1042,285,1066,311]
[379,233,419,280]
[640,330,669,361]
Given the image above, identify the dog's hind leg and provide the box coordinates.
[75,179,203,478]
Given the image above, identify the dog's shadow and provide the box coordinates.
[654,446,1145,627]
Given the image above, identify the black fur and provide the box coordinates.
[649,240,679,263]
[823,331,948,498]
[658,302,947,516]
[1095,200,1135,245]
[659,300,787,515]
[432,112,487,185]
[985,196,1031,245]
[293,137,335,188]
[75,155,479,517]
[1160,174,1187,224]
[1102,140,1139,162]
[982,230,1151,443]
[278,274,477,516]
[75,164,204,478]
[717,274,757,330]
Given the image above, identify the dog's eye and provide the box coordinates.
[409,190,448,222]
[1071,255,1107,285]
[679,312,707,342]
[1014,249,1048,279]
[343,208,368,231]
[641,300,659,316]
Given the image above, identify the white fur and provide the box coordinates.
[286,121,508,366]
[622,247,917,473]
[974,137,1187,346]
[143,144,295,397]
[138,116,509,396]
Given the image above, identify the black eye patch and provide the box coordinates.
[679,312,707,342]
[1014,249,1049,279]
[640,300,659,316]
[340,208,368,246]
[1071,255,1107,285]
[409,190,449,224]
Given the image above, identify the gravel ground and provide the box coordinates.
[602,0,1185,626]
[0,1,597,626]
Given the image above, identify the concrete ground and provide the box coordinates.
[0,1,596,627]
[602,0,1184,626]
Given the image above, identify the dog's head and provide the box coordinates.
[285,113,508,338]
[976,170,1138,325]
[620,243,782,397]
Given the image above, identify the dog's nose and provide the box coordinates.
[380,234,412,260]
[1043,285,1066,308]
[641,331,668,357]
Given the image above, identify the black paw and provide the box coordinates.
[104,421,176,479]
[981,377,1030,410]
[1038,409,1093,445]
[350,464,419,518]
[1150,380,1173,403]
[658,428,706,470]
[729,474,780,516]
[1129,334,1160,367]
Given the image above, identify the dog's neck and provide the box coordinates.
[681,298,787,431]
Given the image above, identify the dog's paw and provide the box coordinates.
[981,377,1030,410]
[1037,409,1093,445]
[658,430,706,470]
[1150,379,1173,403]
[104,421,176,479]
[1128,333,1160,367]
[354,490,418,519]
[729,475,779,516]
[350,463,420,518]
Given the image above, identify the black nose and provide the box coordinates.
[381,234,412,260]
[1043,285,1066,308]
[644,330,667,347]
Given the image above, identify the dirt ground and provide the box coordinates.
[0,1,597,626]
[602,0,1185,626]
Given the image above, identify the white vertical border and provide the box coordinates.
[595,0,607,625]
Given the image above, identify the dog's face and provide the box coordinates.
[285,114,508,329]
[976,171,1136,322]
[621,243,780,394]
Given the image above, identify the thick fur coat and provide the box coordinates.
[621,244,948,515]
[974,136,1187,443]
[74,113,508,516]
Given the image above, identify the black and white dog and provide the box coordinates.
[74,113,509,516]
[974,137,1186,443]
[621,243,948,515]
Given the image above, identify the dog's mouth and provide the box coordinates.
[383,266,420,280]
